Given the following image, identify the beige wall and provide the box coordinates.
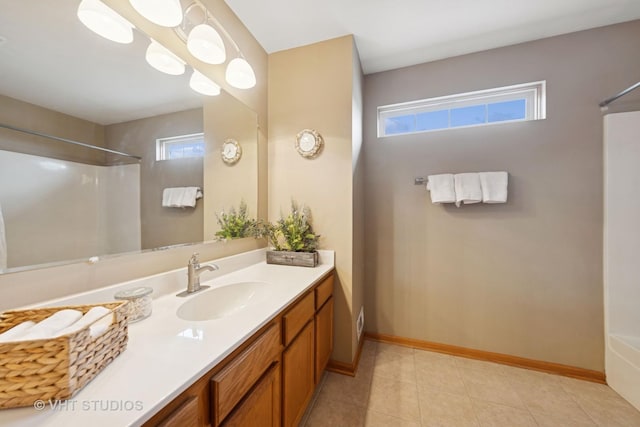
[363,20,640,372]
[105,108,204,249]
[268,36,363,363]
[203,92,259,240]
[0,95,106,165]
[0,0,267,307]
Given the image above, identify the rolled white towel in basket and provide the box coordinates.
[0,321,35,343]
[19,309,83,340]
[454,173,482,207]
[55,306,113,338]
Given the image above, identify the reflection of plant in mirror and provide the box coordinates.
[256,201,320,252]
[215,200,256,240]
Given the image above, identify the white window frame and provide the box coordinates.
[377,81,546,137]
[155,133,205,161]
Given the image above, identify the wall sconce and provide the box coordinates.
[175,1,256,89]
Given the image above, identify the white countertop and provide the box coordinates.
[0,249,334,426]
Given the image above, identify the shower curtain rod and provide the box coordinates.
[0,123,142,161]
[599,81,640,108]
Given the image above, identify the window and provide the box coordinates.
[156,133,205,160]
[377,81,546,137]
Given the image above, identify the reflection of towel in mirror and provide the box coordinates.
[0,203,6,272]
[162,187,203,208]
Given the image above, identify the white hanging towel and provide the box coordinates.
[162,187,203,208]
[479,171,508,203]
[454,173,482,207]
[426,174,456,204]
[0,203,6,273]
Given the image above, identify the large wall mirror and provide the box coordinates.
[0,0,258,273]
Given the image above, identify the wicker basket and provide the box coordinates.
[0,301,129,409]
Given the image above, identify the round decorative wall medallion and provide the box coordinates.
[295,129,323,158]
[221,139,242,165]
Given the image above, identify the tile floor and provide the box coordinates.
[303,340,640,427]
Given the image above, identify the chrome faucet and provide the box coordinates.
[177,253,219,297]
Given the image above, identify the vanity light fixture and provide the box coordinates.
[226,57,256,90]
[128,0,182,27]
[177,0,256,89]
[145,40,186,75]
[187,23,226,65]
[77,0,134,44]
[189,70,221,96]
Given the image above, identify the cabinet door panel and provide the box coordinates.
[315,297,334,383]
[282,321,314,427]
[223,364,280,427]
[157,396,200,427]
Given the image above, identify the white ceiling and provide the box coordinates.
[224,0,640,74]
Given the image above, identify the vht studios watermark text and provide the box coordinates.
[33,399,144,412]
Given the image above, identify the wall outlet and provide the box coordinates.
[356,306,365,341]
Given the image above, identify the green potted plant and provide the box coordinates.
[257,201,320,267]
[214,200,256,240]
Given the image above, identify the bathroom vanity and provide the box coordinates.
[0,249,334,426]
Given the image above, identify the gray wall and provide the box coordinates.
[106,108,204,250]
[363,20,640,372]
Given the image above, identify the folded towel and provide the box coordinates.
[479,171,508,203]
[162,187,203,208]
[454,173,482,207]
[0,321,35,342]
[19,309,83,340]
[426,174,456,204]
[55,306,112,338]
[0,202,7,273]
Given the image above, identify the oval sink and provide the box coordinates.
[176,281,271,321]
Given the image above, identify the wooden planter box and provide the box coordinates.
[266,250,318,268]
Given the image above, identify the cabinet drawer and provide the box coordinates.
[315,274,334,310]
[211,323,281,426]
[282,291,314,346]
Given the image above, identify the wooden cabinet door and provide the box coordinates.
[282,321,315,427]
[223,364,280,427]
[157,396,201,427]
[315,297,333,383]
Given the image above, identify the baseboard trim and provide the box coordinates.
[326,333,366,377]
[365,332,606,384]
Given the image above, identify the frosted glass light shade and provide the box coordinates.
[190,70,221,96]
[77,0,134,44]
[145,41,185,75]
[129,0,182,27]
[225,57,256,89]
[187,24,226,65]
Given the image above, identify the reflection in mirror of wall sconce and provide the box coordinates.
[129,0,182,27]
[190,70,221,96]
[77,0,134,44]
[77,0,255,92]
[145,40,186,75]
